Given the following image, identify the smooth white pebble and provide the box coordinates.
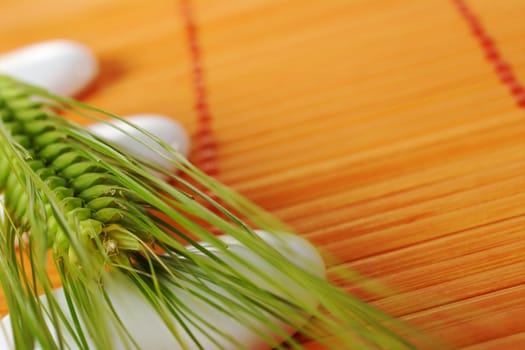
[0,230,326,350]
[0,39,97,96]
[88,114,191,175]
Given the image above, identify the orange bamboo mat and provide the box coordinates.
[1,0,525,349]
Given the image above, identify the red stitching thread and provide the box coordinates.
[180,0,220,176]
[452,0,525,108]
[179,0,222,230]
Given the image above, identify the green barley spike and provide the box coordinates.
[0,92,145,269]
[0,75,449,350]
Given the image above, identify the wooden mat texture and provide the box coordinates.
[1,0,524,349]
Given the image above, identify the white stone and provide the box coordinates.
[0,231,325,350]
[88,114,191,173]
[0,40,98,96]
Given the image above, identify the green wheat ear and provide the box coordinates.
[0,74,446,350]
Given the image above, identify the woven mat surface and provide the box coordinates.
[1,1,524,349]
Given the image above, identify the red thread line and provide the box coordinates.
[179,0,222,230]
[452,0,525,108]
[180,0,220,177]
